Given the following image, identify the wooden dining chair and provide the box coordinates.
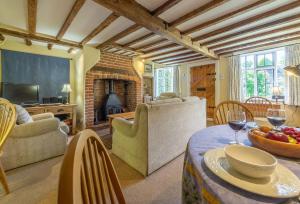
[58,129,126,204]
[244,96,273,117]
[0,98,17,194]
[213,100,254,125]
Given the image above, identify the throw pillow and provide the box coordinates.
[15,105,33,124]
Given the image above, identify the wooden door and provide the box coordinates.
[190,64,216,118]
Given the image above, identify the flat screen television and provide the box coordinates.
[1,83,39,105]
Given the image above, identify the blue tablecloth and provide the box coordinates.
[182,125,300,204]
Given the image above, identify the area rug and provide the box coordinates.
[92,125,112,149]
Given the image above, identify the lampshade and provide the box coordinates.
[284,65,300,77]
[272,86,281,96]
[61,84,72,93]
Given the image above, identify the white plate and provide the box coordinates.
[204,148,300,198]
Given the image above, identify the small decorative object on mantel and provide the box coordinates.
[61,84,72,104]
[144,63,153,73]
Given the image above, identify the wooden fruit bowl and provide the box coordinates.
[248,129,300,159]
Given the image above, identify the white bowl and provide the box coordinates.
[224,145,277,178]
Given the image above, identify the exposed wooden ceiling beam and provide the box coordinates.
[81,12,119,45]
[93,0,218,59]
[25,39,32,46]
[123,33,155,47]
[28,0,37,34]
[182,0,274,35]
[215,31,300,53]
[56,0,86,40]
[97,24,141,48]
[209,22,300,50]
[151,0,183,16]
[0,27,82,48]
[193,1,300,42]
[0,34,5,41]
[169,0,229,27]
[154,51,196,62]
[157,55,203,64]
[218,36,300,55]
[98,0,181,48]
[109,43,143,54]
[143,48,187,59]
[202,13,300,46]
[47,43,53,50]
[143,43,180,54]
[164,56,206,65]
[135,39,168,50]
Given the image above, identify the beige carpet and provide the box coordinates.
[0,153,184,204]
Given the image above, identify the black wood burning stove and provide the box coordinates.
[104,80,123,118]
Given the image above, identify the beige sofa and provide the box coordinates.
[112,96,206,176]
[1,113,68,170]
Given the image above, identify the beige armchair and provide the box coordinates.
[112,97,206,176]
[1,112,68,170]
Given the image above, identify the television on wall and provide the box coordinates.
[0,83,39,105]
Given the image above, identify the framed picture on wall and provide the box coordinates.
[144,63,153,73]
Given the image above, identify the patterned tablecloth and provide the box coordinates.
[182,125,300,204]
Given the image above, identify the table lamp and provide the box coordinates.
[61,84,72,104]
[272,86,281,103]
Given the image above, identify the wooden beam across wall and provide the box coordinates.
[143,43,180,54]
[218,36,300,55]
[193,1,300,42]
[215,31,300,54]
[182,0,274,35]
[123,33,155,47]
[56,0,86,40]
[154,51,196,62]
[151,0,183,16]
[209,22,300,50]
[169,0,229,27]
[135,39,168,50]
[144,48,187,59]
[48,43,53,50]
[164,56,206,65]
[93,0,218,59]
[28,0,37,34]
[157,55,203,64]
[99,0,181,49]
[202,13,300,46]
[0,27,82,48]
[81,12,119,45]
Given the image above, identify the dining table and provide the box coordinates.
[182,125,300,204]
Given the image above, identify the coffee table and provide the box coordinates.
[108,112,135,134]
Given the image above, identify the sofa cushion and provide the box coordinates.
[15,105,33,124]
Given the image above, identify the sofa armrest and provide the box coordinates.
[32,112,54,121]
[112,118,135,137]
[10,118,60,138]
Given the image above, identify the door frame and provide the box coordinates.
[185,60,221,108]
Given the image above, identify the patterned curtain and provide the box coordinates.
[228,55,241,101]
[285,45,300,105]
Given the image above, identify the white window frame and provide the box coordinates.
[154,66,177,97]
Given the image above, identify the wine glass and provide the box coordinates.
[266,109,286,131]
[227,110,246,144]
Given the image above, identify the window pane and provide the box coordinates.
[246,55,254,69]
[155,67,174,97]
[256,69,274,98]
[277,67,285,95]
[240,56,246,69]
[245,70,254,97]
[257,55,265,67]
[265,53,273,66]
[276,50,285,66]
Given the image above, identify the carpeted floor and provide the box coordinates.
[0,152,184,204]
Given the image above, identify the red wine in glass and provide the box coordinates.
[227,111,246,144]
[266,109,286,131]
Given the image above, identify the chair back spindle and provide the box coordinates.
[214,100,254,125]
[58,129,125,204]
[245,96,273,117]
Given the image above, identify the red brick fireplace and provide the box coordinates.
[85,51,142,127]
